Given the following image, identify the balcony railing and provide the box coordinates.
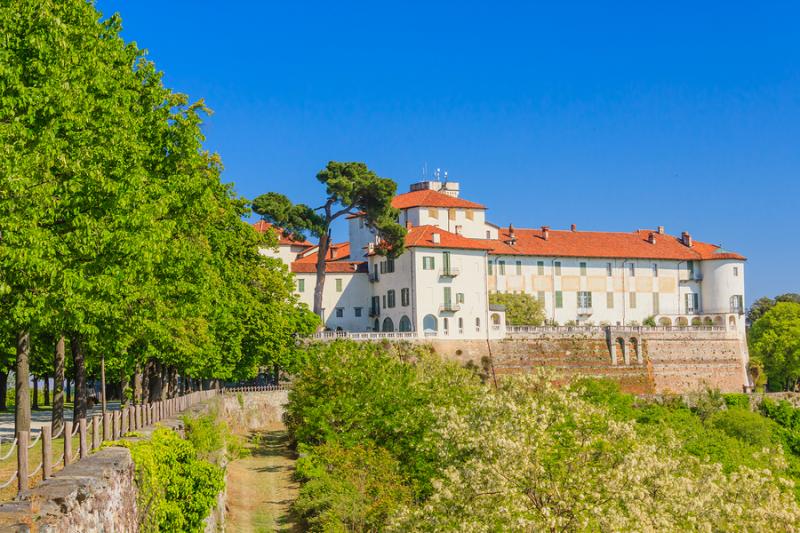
[439,303,461,313]
[369,272,379,283]
[439,267,460,277]
[369,308,380,318]
[577,306,593,316]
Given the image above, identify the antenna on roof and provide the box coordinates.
[422,162,428,180]
[443,170,448,183]
[434,168,441,181]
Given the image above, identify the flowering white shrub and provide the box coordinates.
[389,373,800,532]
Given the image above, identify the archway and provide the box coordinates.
[630,337,640,364]
[422,314,438,333]
[399,315,412,332]
[382,317,394,332]
[658,317,672,327]
[617,338,628,365]
[373,318,380,331]
[703,317,713,326]
[677,317,689,327]
[691,317,702,326]
[714,315,724,326]
[728,315,737,329]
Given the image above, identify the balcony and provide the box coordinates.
[439,303,461,313]
[438,267,460,278]
[577,306,593,316]
[369,308,380,318]
[369,272,379,283]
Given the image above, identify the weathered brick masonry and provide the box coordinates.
[426,329,748,394]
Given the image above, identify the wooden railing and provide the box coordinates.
[2,388,217,498]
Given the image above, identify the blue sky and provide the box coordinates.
[97,1,799,303]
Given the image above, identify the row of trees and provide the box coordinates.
[0,1,316,434]
[748,294,800,391]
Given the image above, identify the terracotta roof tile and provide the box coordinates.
[479,228,745,261]
[295,242,351,263]
[404,225,494,251]
[392,189,485,210]
[252,220,314,247]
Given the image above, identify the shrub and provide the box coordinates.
[643,315,657,327]
[293,442,412,532]
[119,428,224,533]
[709,407,778,449]
[722,393,751,410]
[183,408,248,461]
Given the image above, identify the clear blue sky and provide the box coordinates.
[97,1,799,304]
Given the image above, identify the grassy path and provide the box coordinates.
[226,423,300,532]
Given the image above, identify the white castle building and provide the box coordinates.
[257,180,747,340]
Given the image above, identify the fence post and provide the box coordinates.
[92,415,101,451]
[64,421,73,466]
[79,418,88,459]
[42,425,52,480]
[112,411,120,441]
[103,412,111,441]
[17,431,29,493]
[135,405,141,430]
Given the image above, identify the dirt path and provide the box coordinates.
[226,423,300,532]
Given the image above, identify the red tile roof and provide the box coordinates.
[404,225,494,251]
[252,220,314,247]
[392,189,485,210]
[291,261,367,274]
[480,228,745,261]
[295,242,351,263]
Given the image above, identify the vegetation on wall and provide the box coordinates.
[488,292,545,325]
[286,341,800,531]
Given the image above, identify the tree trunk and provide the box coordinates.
[100,355,107,414]
[148,361,162,402]
[52,337,65,436]
[32,376,39,410]
[65,378,71,404]
[159,364,168,401]
[70,335,87,422]
[313,227,332,319]
[15,330,31,434]
[0,371,8,411]
[133,364,143,405]
[43,374,50,407]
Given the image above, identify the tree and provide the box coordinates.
[749,302,800,391]
[252,162,406,317]
[488,292,545,325]
[747,293,800,325]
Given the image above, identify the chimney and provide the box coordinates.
[648,232,657,244]
[541,225,550,241]
[507,224,516,245]
[431,232,441,244]
[657,225,665,235]
[681,231,693,247]
[570,224,577,232]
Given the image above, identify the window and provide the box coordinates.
[335,278,343,292]
[498,260,506,275]
[537,261,544,275]
[555,291,563,308]
[607,292,614,308]
[554,261,562,275]
[580,262,587,276]
[335,307,344,318]
[730,294,743,313]
[428,208,438,219]
[652,263,658,277]
[458,317,464,334]
[423,256,435,270]
[382,295,386,308]
[448,208,456,220]
[687,260,694,276]
[685,293,699,313]
[486,230,491,238]
[652,293,660,314]
[443,317,449,334]
[354,307,362,317]
[516,260,522,275]
[443,287,452,307]
[456,292,465,304]
[488,259,494,275]
[297,279,305,292]
[371,296,380,315]
[466,209,474,221]
[606,263,613,276]
[387,290,396,308]
[578,291,592,308]
[475,317,481,332]
[537,290,545,302]
[629,292,637,308]
[386,259,395,273]
[443,251,452,273]
[628,263,635,277]
[401,288,410,306]
[733,266,739,277]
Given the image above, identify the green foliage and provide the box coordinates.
[723,393,751,409]
[643,315,657,327]
[119,428,224,533]
[488,292,545,325]
[293,441,412,532]
[749,302,800,391]
[183,408,248,461]
[709,408,777,448]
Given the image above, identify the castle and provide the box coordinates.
[257,180,750,393]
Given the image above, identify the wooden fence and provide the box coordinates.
[0,388,217,497]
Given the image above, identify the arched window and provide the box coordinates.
[714,315,724,325]
[382,317,394,332]
[729,315,737,329]
[399,316,412,332]
[691,317,702,326]
[373,318,380,331]
[630,337,640,364]
[491,313,501,325]
[475,317,481,332]
[423,314,438,333]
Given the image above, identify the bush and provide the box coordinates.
[709,407,778,449]
[293,442,412,532]
[119,428,224,533]
[184,408,248,461]
[723,393,751,410]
